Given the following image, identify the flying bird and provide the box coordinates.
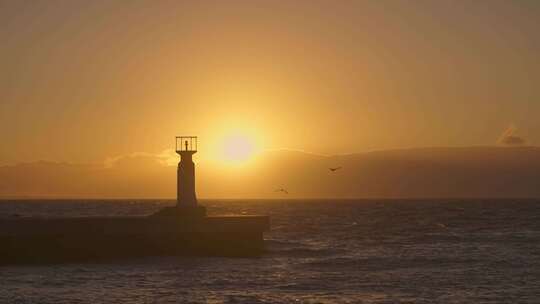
[275,188,289,194]
[329,167,342,172]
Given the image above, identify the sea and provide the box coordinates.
[1,199,539,304]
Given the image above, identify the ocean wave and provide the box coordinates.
[265,239,344,257]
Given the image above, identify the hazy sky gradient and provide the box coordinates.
[2,0,539,165]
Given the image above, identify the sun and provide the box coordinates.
[207,122,265,166]
[220,134,258,164]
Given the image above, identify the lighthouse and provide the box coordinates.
[176,136,198,206]
[151,136,206,217]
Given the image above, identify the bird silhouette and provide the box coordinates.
[275,188,289,194]
[329,167,342,172]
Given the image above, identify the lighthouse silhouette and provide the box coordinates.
[176,136,198,206]
[150,136,206,217]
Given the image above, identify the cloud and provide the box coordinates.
[500,135,526,146]
[104,150,176,168]
[498,125,526,146]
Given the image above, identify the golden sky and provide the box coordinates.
[1,0,540,166]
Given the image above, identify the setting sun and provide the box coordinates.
[220,134,258,164]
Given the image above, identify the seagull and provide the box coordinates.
[329,167,342,172]
[275,188,289,194]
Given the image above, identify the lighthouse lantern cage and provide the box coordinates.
[176,136,197,152]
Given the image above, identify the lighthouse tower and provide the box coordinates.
[144,136,207,218]
[176,136,198,206]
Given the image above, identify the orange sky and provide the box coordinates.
[1,0,540,166]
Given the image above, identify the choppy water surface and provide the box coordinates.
[1,199,539,303]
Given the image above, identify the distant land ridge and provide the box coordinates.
[1,146,540,199]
